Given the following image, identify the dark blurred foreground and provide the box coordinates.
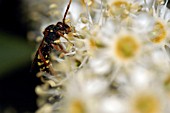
[0,0,40,112]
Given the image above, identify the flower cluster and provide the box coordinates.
[26,0,170,113]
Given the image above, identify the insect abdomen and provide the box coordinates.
[36,53,50,72]
[31,43,52,74]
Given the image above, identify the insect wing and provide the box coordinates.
[30,39,45,73]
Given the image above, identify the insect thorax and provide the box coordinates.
[43,24,60,44]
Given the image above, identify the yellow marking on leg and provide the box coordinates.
[40,67,45,71]
[38,55,41,59]
[37,62,44,66]
[54,40,60,44]
[45,55,48,58]
[46,60,50,64]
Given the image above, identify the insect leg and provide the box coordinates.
[38,49,49,66]
[51,43,68,53]
[57,31,74,46]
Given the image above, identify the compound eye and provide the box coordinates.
[56,22,63,28]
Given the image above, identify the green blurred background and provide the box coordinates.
[0,0,40,113]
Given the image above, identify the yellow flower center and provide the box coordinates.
[69,100,86,113]
[156,0,165,5]
[81,0,94,6]
[115,35,139,60]
[109,0,130,19]
[133,94,160,113]
[89,38,104,49]
[150,21,166,43]
[164,75,170,93]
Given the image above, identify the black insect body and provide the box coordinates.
[31,0,73,74]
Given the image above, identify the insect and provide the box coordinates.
[31,0,73,74]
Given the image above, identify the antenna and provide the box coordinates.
[63,0,72,24]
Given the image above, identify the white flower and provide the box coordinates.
[85,25,151,81]
[26,0,170,113]
[127,89,168,113]
[59,69,109,113]
[131,13,155,34]
[99,97,127,113]
[118,72,169,113]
